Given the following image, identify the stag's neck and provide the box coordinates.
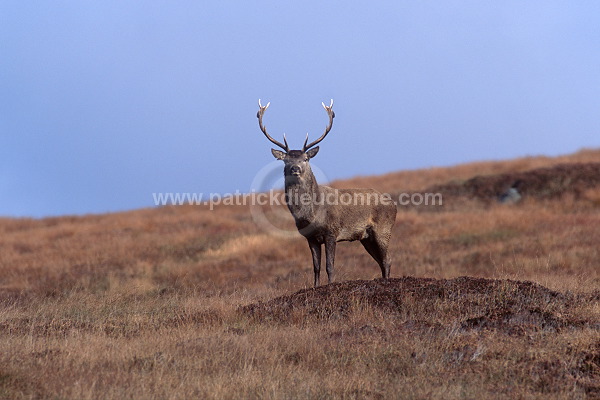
[284,171,321,223]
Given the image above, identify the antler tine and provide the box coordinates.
[303,99,335,152]
[257,100,289,152]
[258,99,270,109]
[283,133,289,150]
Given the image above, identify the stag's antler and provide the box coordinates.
[257,99,289,152]
[303,99,335,152]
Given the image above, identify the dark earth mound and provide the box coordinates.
[425,162,600,204]
[241,277,599,336]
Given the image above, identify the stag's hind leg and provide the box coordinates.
[361,229,392,279]
[324,235,337,284]
[376,232,392,279]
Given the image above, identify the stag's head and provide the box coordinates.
[257,99,335,181]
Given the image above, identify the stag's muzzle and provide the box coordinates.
[290,165,302,176]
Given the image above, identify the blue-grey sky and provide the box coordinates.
[1,1,599,217]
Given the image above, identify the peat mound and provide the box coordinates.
[423,162,600,204]
[241,277,598,335]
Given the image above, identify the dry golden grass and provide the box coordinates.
[0,150,599,399]
[334,148,600,193]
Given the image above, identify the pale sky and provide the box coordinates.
[1,1,599,217]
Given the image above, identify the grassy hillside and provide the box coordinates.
[1,149,599,399]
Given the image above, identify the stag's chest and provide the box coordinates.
[286,185,316,213]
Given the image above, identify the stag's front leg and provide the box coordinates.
[324,236,336,284]
[308,240,322,287]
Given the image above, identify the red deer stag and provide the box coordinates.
[257,100,397,287]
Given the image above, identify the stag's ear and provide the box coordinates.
[306,146,319,159]
[271,149,286,160]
